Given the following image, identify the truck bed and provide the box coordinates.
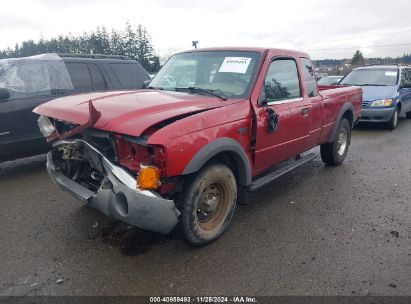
[318,85,363,143]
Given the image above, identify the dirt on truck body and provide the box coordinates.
[34,47,362,246]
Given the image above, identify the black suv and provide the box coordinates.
[0,53,150,162]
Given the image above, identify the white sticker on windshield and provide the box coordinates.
[385,71,397,76]
[219,57,252,74]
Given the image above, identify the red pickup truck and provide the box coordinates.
[34,47,362,246]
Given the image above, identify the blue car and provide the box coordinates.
[339,65,411,129]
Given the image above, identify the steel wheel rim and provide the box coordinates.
[336,128,348,156]
[196,182,229,231]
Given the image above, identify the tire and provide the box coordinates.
[320,118,351,166]
[406,111,411,119]
[386,107,399,130]
[178,163,237,246]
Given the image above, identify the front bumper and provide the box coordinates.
[46,140,180,234]
[360,107,396,123]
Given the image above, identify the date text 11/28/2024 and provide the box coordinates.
[149,296,257,303]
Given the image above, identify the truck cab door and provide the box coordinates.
[287,96,311,153]
[252,57,306,174]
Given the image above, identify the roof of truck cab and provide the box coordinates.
[176,47,310,58]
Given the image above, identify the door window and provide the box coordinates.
[65,63,93,91]
[401,68,411,84]
[88,64,106,91]
[264,59,301,102]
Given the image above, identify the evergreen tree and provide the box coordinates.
[0,22,162,72]
[110,29,123,55]
[123,21,137,59]
[351,50,365,66]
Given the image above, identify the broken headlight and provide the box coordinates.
[37,115,56,137]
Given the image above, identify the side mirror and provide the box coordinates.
[142,80,151,89]
[0,88,10,101]
[400,81,411,89]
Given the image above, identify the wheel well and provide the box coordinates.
[180,151,243,197]
[342,110,354,129]
[207,152,240,183]
[182,138,252,186]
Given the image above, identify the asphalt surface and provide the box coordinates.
[0,120,410,296]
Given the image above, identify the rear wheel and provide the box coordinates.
[178,163,237,246]
[320,118,351,166]
[406,111,411,119]
[386,107,399,130]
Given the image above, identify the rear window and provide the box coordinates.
[110,63,147,89]
[300,58,318,97]
[340,68,398,86]
[0,54,73,99]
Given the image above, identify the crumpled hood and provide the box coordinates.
[34,90,230,137]
[361,85,398,102]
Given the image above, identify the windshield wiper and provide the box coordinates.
[147,86,164,90]
[360,84,388,86]
[174,86,227,101]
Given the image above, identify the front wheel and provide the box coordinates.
[178,163,237,246]
[320,118,351,166]
[386,107,399,130]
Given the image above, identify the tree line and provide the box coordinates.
[0,22,161,73]
[316,50,411,68]
[2,26,410,73]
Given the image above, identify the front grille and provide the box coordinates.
[362,101,370,107]
[54,119,79,134]
[82,129,118,162]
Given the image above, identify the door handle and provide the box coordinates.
[0,131,10,136]
[301,108,310,115]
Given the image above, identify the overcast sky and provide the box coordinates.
[1,0,411,59]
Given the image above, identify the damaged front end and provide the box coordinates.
[37,98,184,234]
[47,138,180,234]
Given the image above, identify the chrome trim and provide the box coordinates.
[46,150,180,234]
[52,139,157,197]
[267,97,303,106]
[0,131,10,136]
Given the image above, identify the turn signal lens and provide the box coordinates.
[384,99,393,106]
[137,165,160,190]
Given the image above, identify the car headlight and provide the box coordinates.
[370,99,393,107]
[37,115,56,137]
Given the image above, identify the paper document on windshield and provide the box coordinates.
[385,71,397,76]
[219,57,251,74]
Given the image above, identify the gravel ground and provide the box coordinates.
[0,120,410,296]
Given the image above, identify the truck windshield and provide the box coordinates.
[149,51,261,99]
[340,68,398,86]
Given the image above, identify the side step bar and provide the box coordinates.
[248,153,317,192]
